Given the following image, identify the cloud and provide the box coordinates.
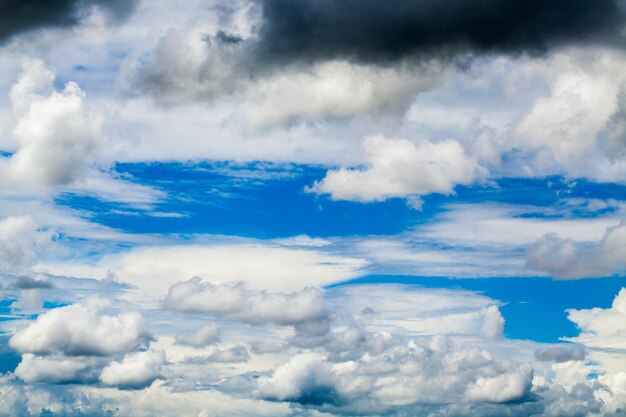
[10,275,53,290]
[14,353,102,384]
[9,299,152,356]
[0,215,51,274]
[256,338,534,413]
[184,345,250,364]
[2,59,101,191]
[175,324,220,348]
[164,278,326,327]
[39,243,367,297]
[309,136,483,206]
[256,0,625,66]
[128,9,439,124]
[527,222,626,279]
[0,0,138,44]
[100,350,165,389]
[566,288,626,350]
[535,346,586,363]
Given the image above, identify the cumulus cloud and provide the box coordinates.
[9,299,152,356]
[2,59,101,191]
[566,288,626,350]
[100,350,165,389]
[527,222,626,279]
[14,353,102,384]
[164,278,326,326]
[0,215,51,274]
[175,323,220,348]
[309,136,483,207]
[257,338,534,413]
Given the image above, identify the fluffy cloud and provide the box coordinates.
[309,136,483,207]
[164,278,326,326]
[566,288,626,350]
[14,353,102,384]
[257,338,534,413]
[100,350,165,389]
[527,222,626,278]
[2,59,101,191]
[9,299,152,356]
[515,52,626,179]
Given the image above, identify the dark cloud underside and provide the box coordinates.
[257,0,625,64]
[0,0,137,43]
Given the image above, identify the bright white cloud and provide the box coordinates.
[9,299,152,356]
[2,59,101,190]
[14,353,102,384]
[100,350,166,389]
[310,136,483,206]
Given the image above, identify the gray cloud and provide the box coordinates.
[10,275,53,290]
[256,0,625,66]
[0,0,138,43]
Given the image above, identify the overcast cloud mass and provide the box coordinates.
[0,1,625,416]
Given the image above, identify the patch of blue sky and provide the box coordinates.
[331,275,626,344]
[55,161,626,239]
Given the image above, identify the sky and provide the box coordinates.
[0,0,626,416]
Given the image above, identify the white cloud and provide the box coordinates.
[257,338,534,412]
[14,353,102,384]
[9,299,152,356]
[309,136,484,206]
[2,59,101,190]
[164,278,326,326]
[100,350,166,389]
[566,288,626,350]
[515,50,626,180]
[527,222,626,278]
[38,243,368,297]
[464,365,533,403]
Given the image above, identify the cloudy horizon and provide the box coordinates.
[1,1,626,416]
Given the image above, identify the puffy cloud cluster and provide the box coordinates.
[256,338,533,413]
[10,299,151,356]
[310,136,483,207]
[8,299,160,388]
[164,277,326,326]
[527,221,626,278]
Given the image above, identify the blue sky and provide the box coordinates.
[1,1,626,416]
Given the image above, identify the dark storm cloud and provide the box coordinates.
[256,0,626,64]
[0,0,138,43]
